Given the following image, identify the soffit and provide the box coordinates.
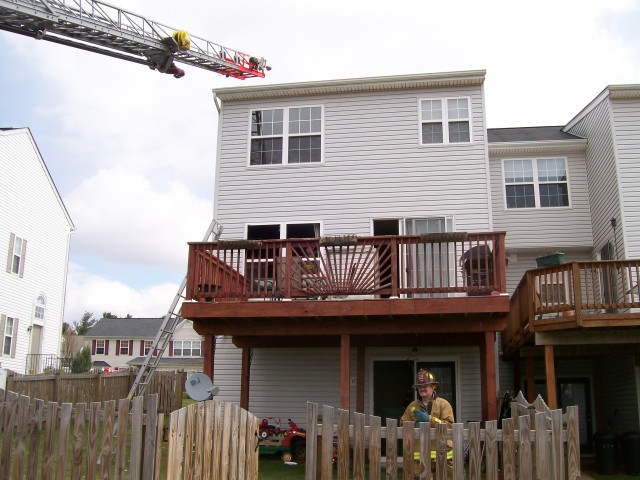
[213,70,486,101]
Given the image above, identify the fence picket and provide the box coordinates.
[519,415,533,480]
[184,403,197,479]
[153,412,164,480]
[502,417,516,480]
[56,402,73,480]
[115,397,130,480]
[42,401,58,480]
[419,421,432,480]
[142,394,158,480]
[212,400,223,480]
[337,408,349,480]
[551,409,564,480]
[452,423,464,480]
[27,398,44,478]
[13,394,30,480]
[468,422,481,480]
[237,408,247,480]
[220,401,232,480]
[71,403,86,480]
[369,415,381,480]
[129,395,144,480]
[353,412,365,480]
[319,405,333,480]
[403,420,414,480]
[87,402,101,480]
[386,418,398,479]
[100,400,116,480]
[566,406,581,480]
[435,423,447,480]
[305,402,318,480]
[0,391,18,479]
[229,404,239,480]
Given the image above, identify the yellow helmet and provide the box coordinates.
[172,30,190,50]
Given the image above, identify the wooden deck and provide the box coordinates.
[502,259,640,357]
[182,232,509,332]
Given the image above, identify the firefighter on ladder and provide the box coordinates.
[401,370,455,477]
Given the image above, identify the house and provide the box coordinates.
[84,317,204,372]
[180,71,640,451]
[0,128,75,378]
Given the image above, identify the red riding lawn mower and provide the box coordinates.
[258,417,306,463]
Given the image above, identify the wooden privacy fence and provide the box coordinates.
[0,389,259,480]
[5,370,185,413]
[306,401,580,480]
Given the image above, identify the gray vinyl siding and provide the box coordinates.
[213,340,482,428]
[215,86,490,239]
[489,151,593,250]
[566,100,622,257]
[612,98,640,259]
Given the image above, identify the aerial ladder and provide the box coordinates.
[0,0,270,79]
[127,219,223,399]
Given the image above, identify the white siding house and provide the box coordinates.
[0,128,75,378]
[84,317,205,372]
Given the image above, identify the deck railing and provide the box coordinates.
[186,232,506,302]
[502,259,640,355]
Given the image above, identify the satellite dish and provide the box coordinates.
[185,373,219,401]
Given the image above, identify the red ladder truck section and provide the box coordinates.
[0,0,270,79]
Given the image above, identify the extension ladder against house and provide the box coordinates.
[127,219,223,399]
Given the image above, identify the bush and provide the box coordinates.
[71,346,92,373]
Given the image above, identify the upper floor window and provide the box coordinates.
[173,340,202,357]
[420,97,471,145]
[250,106,323,165]
[503,158,569,209]
[95,340,105,355]
[34,294,46,321]
[144,340,154,355]
[119,340,130,355]
[6,234,27,277]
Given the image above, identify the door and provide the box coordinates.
[28,325,42,374]
[534,378,593,452]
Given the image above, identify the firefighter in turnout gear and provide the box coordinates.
[401,370,455,477]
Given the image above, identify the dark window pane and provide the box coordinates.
[250,138,283,165]
[449,121,470,143]
[506,184,535,208]
[422,123,443,144]
[539,183,569,207]
[289,135,321,163]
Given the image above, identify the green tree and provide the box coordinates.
[102,311,118,319]
[74,311,96,335]
[71,346,92,373]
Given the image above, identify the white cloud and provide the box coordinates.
[65,263,179,322]
[65,167,212,271]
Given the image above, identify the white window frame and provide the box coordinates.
[418,97,472,145]
[6,233,27,277]
[144,340,154,355]
[248,105,324,166]
[95,339,105,355]
[173,340,202,357]
[119,340,129,356]
[33,294,46,326]
[2,317,14,356]
[502,157,571,209]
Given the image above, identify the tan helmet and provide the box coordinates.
[413,369,439,389]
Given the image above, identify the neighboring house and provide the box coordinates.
[179,71,640,452]
[84,317,204,372]
[0,128,75,379]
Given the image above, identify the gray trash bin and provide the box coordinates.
[594,431,617,475]
[621,431,640,475]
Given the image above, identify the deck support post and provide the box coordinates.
[480,331,497,420]
[203,334,216,382]
[356,346,365,413]
[545,345,557,409]
[341,334,350,410]
[240,347,251,410]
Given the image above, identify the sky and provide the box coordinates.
[2,0,640,324]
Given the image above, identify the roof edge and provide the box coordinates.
[489,139,588,156]
[564,84,640,132]
[213,70,486,101]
